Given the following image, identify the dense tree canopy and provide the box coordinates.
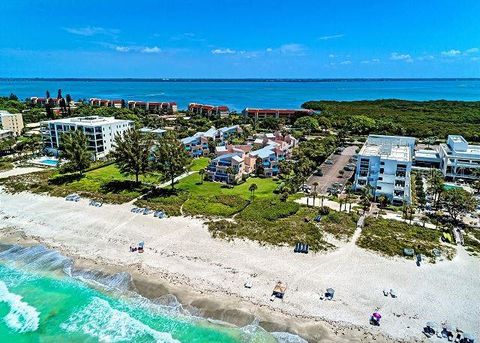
[110,128,153,183]
[151,135,191,189]
[441,188,477,223]
[302,100,480,141]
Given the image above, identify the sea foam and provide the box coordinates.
[60,297,180,343]
[0,281,40,333]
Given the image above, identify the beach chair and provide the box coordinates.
[325,288,335,300]
[461,332,476,343]
[271,281,287,300]
[423,322,439,338]
[244,280,253,288]
[389,289,397,298]
[138,241,145,253]
[294,242,300,253]
[383,289,389,296]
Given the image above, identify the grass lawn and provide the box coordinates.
[141,174,280,217]
[1,164,162,203]
[357,218,453,260]
[190,157,210,171]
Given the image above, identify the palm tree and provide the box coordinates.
[60,130,92,174]
[339,198,344,212]
[199,168,205,184]
[249,183,258,200]
[378,195,388,209]
[226,166,234,184]
[320,194,325,207]
[110,128,153,183]
[311,191,318,207]
[312,182,319,193]
[428,170,444,209]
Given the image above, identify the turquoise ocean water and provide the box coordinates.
[0,245,300,343]
[1,79,479,110]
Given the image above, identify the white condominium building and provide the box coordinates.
[439,135,480,180]
[41,116,134,159]
[0,111,24,136]
[354,135,416,204]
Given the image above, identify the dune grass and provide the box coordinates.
[357,218,451,259]
[320,211,359,241]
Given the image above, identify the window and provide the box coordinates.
[376,186,382,190]
[380,168,384,173]
[380,161,385,165]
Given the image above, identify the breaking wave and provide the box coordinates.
[60,297,180,342]
[0,281,40,333]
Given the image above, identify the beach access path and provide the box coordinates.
[0,190,479,342]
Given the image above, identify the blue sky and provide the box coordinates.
[0,0,479,78]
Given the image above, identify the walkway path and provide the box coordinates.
[129,170,197,205]
[156,171,197,189]
[0,167,44,179]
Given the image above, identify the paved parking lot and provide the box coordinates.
[307,145,357,194]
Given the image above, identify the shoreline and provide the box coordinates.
[0,190,478,342]
[0,230,399,343]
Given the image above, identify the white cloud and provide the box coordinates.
[141,46,161,53]
[266,48,273,52]
[279,43,305,55]
[211,48,236,54]
[339,60,352,65]
[360,58,380,64]
[115,46,130,52]
[417,55,435,61]
[328,54,335,58]
[441,49,461,57]
[319,34,345,40]
[64,26,118,37]
[464,47,479,55]
[390,52,413,63]
[471,57,480,62]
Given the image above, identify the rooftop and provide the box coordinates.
[139,127,166,134]
[0,110,21,117]
[41,116,132,126]
[360,143,411,162]
[250,144,277,159]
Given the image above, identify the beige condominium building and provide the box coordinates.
[0,111,24,136]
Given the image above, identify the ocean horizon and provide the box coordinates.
[1,79,479,111]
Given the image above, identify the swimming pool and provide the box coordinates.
[444,183,463,191]
[39,159,59,166]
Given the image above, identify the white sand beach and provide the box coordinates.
[0,190,479,342]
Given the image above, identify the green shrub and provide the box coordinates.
[239,198,299,221]
[357,218,449,258]
[318,206,330,215]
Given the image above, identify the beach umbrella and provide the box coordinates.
[372,312,382,320]
[326,288,335,295]
[463,332,475,341]
[139,241,144,248]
